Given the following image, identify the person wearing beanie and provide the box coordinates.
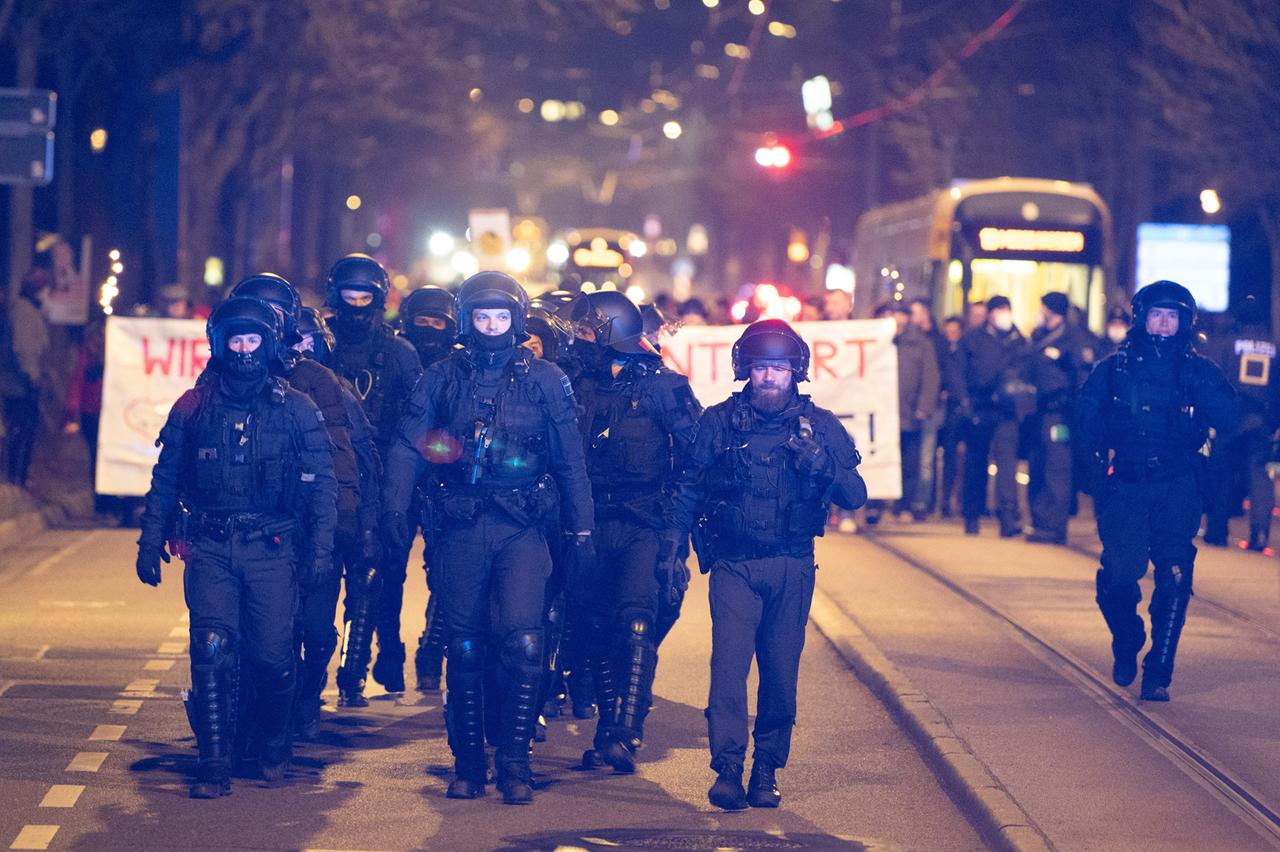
[945,294,1028,536]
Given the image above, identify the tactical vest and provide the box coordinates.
[432,351,552,492]
[186,382,300,515]
[1104,348,1208,463]
[702,395,830,556]
[333,324,406,444]
[583,368,672,495]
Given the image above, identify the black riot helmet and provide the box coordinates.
[399,286,458,331]
[524,304,573,362]
[326,253,390,312]
[1131,280,1196,342]
[568,290,651,355]
[455,271,530,339]
[296,306,336,366]
[731,318,810,381]
[231,273,301,345]
[207,296,281,372]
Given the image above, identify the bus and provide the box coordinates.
[852,177,1114,334]
[559,227,641,290]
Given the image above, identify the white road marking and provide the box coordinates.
[9,825,58,850]
[0,680,14,698]
[65,752,107,772]
[180,611,189,623]
[89,724,126,741]
[157,642,185,655]
[122,678,159,694]
[24,531,102,579]
[110,700,141,715]
[168,626,187,638]
[31,645,50,661]
[143,659,174,671]
[37,600,125,608]
[38,785,84,808]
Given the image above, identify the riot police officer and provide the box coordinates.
[663,319,867,811]
[325,254,422,702]
[1078,281,1235,702]
[569,292,701,774]
[382,272,593,805]
[1204,296,1278,551]
[947,295,1029,536]
[1025,292,1090,544]
[135,297,337,797]
[396,286,459,692]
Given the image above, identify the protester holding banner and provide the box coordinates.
[662,319,867,812]
[135,296,337,798]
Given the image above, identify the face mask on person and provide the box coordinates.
[1107,325,1127,344]
[991,311,1014,333]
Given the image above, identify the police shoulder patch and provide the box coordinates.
[315,409,325,423]
[560,375,574,398]
[300,472,316,482]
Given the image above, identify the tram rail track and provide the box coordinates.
[862,532,1280,849]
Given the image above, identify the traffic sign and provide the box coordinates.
[0,88,56,131]
[0,131,54,185]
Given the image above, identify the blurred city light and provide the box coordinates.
[506,246,532,273]
[1200,188,1222,214]
[428,231,455,256]
[787,229,810,263]
[468,87,483,102]
[687,224,709,256]
[89,128,107,152]
[662,121,682,140]
[826,264,855,292]
[204,256,224,287]
[451,251,479,277]
[702,0,718,7]
[768,21,797,38]
[366,232,382,248]
[625,284,646,303]
[345,194,362,211]
[599,109,620,126]
[541,100,566,122]
[748,0,765,14]
[627,239,647,258]
[755,144,792,169]
[695,64,721,80]
[724,43,750,59]
[546,240,570,266]
[108,248,120,262]
[517,98,535,113]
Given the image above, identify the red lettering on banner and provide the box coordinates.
[844,338,874,378]
[140,336,209,378]
[702,341,730,382]
[812,340,838,380]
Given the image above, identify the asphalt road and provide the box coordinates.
[0,527,981,851]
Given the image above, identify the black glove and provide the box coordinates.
[382,510,410,556]
[305,550,336,588]
[784,432,831,478]
[1085,452,1112,505]
[564,531,596,589]
[655,532,688,607]
[136,541,170,587]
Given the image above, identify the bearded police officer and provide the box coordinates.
[1078,281,1235,702]
[136,297,337,797]
[569,291,702,774]
[382,272,592,805]
[325,254,422,702]
[663,319,867,811]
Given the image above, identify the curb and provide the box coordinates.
[809,586,1054,852]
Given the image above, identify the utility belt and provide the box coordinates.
[1112,455,1193,482]
[424,474,558,528]
[188,509,296,542]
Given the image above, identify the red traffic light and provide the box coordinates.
[754,144,792,169]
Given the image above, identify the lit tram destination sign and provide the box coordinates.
[977,227,1087,253]
[571,245,626,268]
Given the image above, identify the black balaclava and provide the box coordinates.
[405,322,454,361]
[332,294,380,343]
[219,343,269,402]
[472,328,515,353]
[576,339,610,376]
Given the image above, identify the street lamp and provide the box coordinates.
[1200,188,1221,215]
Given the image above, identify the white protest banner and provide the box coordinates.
[659,319,902,500]
[97,317,208,495]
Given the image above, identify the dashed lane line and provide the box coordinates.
[88,724,126,742]
[38,785,84,808]
[157,642,185,655]
[65,752,107,772]
[109,700,141,715]
[122,678,160,695]
[143,659,174,672]
[168,626,187,638]
[9,825,58,850]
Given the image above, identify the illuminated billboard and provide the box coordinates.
[1135,223,1230,313]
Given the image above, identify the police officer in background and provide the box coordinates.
[570,292,701,774]
[396,286,459,692]
[1025,292,1090,544]
[663,319,867,811]
[136,297,337,797]
[325,254,422,702]
[948,295,1029,536]
[1097,307,1132,360]
[381,272,592,805]
[1078,281,1235,702]
[1204,296,1278,551]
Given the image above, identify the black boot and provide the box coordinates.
[964,517,979,536]
[708,764,749,811]
[372,640,406,694]
[747,760,781,808]
[189,663,232,799]
[254,666,296,784]
[415,594,446,692]
[603,616,657,774]
[582,619,617,769]
[444,636,487,799]
[1095,570,1145,687]
[337,571,378,707]
[1247,525,1270,552]
[495,630,542,805]
[1141,564,1193,702]
[294,639,333,740]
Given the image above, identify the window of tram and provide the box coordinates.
[965,259,1092,334]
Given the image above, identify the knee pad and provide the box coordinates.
[622,613,653,643]
[190,628,235,670]
[449,635,485,673]
[502,629,543,669]
[1095,568,1141,607]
